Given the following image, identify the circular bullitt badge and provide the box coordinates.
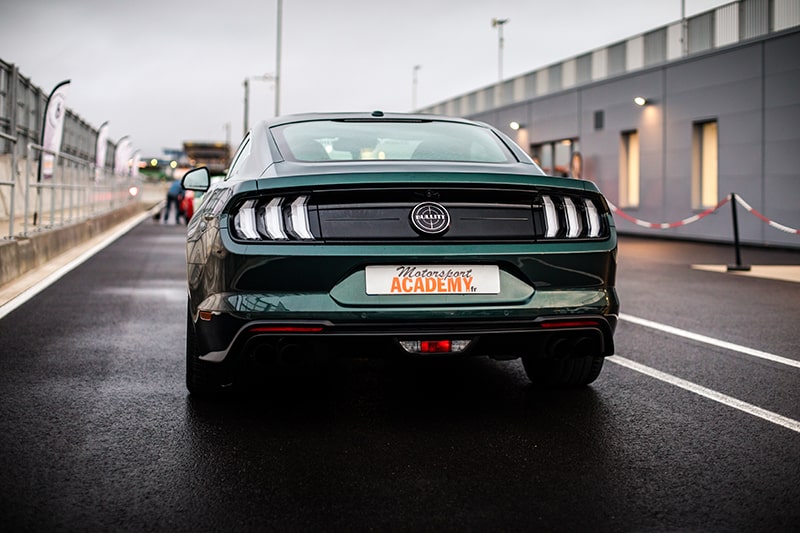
[410,202,450,235]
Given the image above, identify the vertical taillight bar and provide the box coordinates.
[289,196,314,240]
[584,199,600,238]
[563,197,582,238]
[236,200,260,240]
[542,195,559,238]
[264,198,288,240]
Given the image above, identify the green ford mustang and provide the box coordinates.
[182,112,618,395]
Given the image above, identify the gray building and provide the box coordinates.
[422,0,800,249]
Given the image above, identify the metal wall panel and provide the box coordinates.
[607,42,626,76]
[667,22,683,60]
[501,80,514,106]
[478,88,490,112]
[537,68,549,95]
[548,63,562,92]
[467,92,477,115]
[513,76,526,102]
[741,0,770,39]
[644,28,667,65]
[524,72,537,99]
[626,36,644,71]
[716,3,740,46]
[688,12,715,53]
[575,53,592,84]
[592,48,608,80]
[562,59,576,89]
[774,0,800,31]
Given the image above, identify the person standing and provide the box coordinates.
[569,152,584,179]
[162,178,184,224]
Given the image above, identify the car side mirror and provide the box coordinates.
[182,167,210,192]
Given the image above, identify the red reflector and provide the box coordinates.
[540,320,600,329]
[420,340,452,353]
[249,326,324,333]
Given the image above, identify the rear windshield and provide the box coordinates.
[271,120,516,163]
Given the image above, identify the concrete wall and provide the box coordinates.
[0,200,150,287]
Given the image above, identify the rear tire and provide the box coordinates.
[521,354,604,387]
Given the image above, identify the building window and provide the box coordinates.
[619,130,640,208]
[594,110,604,131]
[531,139,578,177]
[692,120,718,208]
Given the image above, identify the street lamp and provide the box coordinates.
[243,74,275,136]
[492,18,508,82]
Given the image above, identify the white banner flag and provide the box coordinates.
[39,79,70,181]
[95,121,109,180]
[131,150,141,177]
[114,136,132,176]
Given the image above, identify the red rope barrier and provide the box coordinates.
[608,194,799,235]
[607,195,731,229]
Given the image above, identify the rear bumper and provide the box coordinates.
[192,290,618,364]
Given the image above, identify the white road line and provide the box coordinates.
[607,355,800,434]
[0,211,152,321]
[620,313,800,369]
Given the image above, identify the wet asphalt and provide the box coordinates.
[0,220,798,532]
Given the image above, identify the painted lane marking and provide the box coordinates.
[620,313,800,370]
[607,355,800,434]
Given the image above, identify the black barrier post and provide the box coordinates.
[727,193,751,272]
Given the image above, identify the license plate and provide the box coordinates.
[365,265,500,295]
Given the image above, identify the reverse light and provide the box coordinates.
[399,339,472,354]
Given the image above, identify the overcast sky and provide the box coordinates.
[1,0,732,156]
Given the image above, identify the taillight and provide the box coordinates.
[232,195,317,241]
[537,194,608,240]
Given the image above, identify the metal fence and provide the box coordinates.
[0,59,136,239]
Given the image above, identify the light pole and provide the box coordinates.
[243,74,274,136]
[412,65,421,110]
[275,0,283,117]
[492,18,508,82]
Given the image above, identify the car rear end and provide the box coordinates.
[184,114,618,394]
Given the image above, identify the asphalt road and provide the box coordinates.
[0,220,798,532]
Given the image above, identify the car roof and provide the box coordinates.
[260,111,490,129]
